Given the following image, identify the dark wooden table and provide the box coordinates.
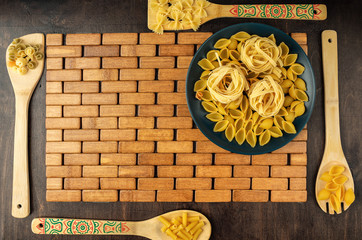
[0,0,361,239]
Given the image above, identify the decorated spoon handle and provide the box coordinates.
[217,4,327,20]
[31,218,138,235]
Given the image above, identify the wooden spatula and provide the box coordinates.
[31,210,211,239]
[148,2,327,31]
[315,30,355,214]
[6,33,45,218]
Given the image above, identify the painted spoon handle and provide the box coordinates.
[213,4,327,20]
[12,94,31,218]
[32,218,139,235]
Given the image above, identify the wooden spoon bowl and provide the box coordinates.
[6,33,44,218]
[31,210,212,239]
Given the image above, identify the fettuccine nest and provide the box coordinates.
[206,63,249,104]
[248,75,284,117]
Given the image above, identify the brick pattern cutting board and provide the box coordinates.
[45,32,308,202]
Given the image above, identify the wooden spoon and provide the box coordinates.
[148,2,327,31]
[6,33,45,218]
[315,30,355,214]
[31,210,211,239]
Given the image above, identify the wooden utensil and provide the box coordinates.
[148,2,327,31]
[31,210,211,239]
[7,33,45,218]
[315,30,355,214]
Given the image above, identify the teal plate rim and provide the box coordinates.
[186,23,316,155]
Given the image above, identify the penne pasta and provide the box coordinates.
[159,213,205,240]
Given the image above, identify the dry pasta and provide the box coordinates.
[149,0,211,34]
[159,212,205,240]
[317,164,355,212]
[7,38,43,75]
[194,31,309,147]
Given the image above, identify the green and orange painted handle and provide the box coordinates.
[210,4,327,20]
[31,210,212,239]
[149,3,327,31]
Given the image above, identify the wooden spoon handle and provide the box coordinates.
[211,4,327,20]
[12,94,31,218]
[31,218,139,235]
[321,30,343,153]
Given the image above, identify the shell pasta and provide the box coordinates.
[195,31,309,147]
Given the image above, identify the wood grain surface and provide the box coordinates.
[0,0,361,239]
[44,32,308,203]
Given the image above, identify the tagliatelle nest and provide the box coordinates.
[248,75,285,117]
[206,63,249,104]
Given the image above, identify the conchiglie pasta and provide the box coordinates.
[219,48,229,59]
[214,38,231,49]
[200,70,211,80]
[284,54,298,66]
[284,110,295,122]
[284,96,294,107]
[229,50,240,61]
[254,125,264,135]
[244,120,253,133]
[227,96,242,110]
[269,126,283,138]
[282,120,296,134]
[229,109,243,119]
[224,114,234,125]
[207,50,219,61]
[206,112,224,122]
[295,78,307,91]
[317,189,331,200]
[296,89,309,101]
[273,116,284,129]
[194,79,207,91]
[335,185,345,202]
[277,106,288,116]
[259,130,271,146]
[344,188,355,205]
[294,103,305,117]
[235,118,244,132]
[198,58,215,70]
[225,124,236,142]
[325,181,339,191]
[246,130,257,147]
[332,175,348,185]
[235,128,246,145]
[329,165,345,176]
[214,120,229,132]
[259,118,273,129]
[228,38,238,50]
[320,172,333,182]
[202,101,218,112]
[232,31,250,41]
[195,90,212,101]
[290,63,305,75]
[329,194,341,213]
[279,42,289,58]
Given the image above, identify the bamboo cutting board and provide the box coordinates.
[45,32,308,202]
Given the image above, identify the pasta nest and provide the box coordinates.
[240,36,281,74]
[206,63,249,104]
[248,75,285,118]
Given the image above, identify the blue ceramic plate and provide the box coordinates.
[186,23,315,155]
